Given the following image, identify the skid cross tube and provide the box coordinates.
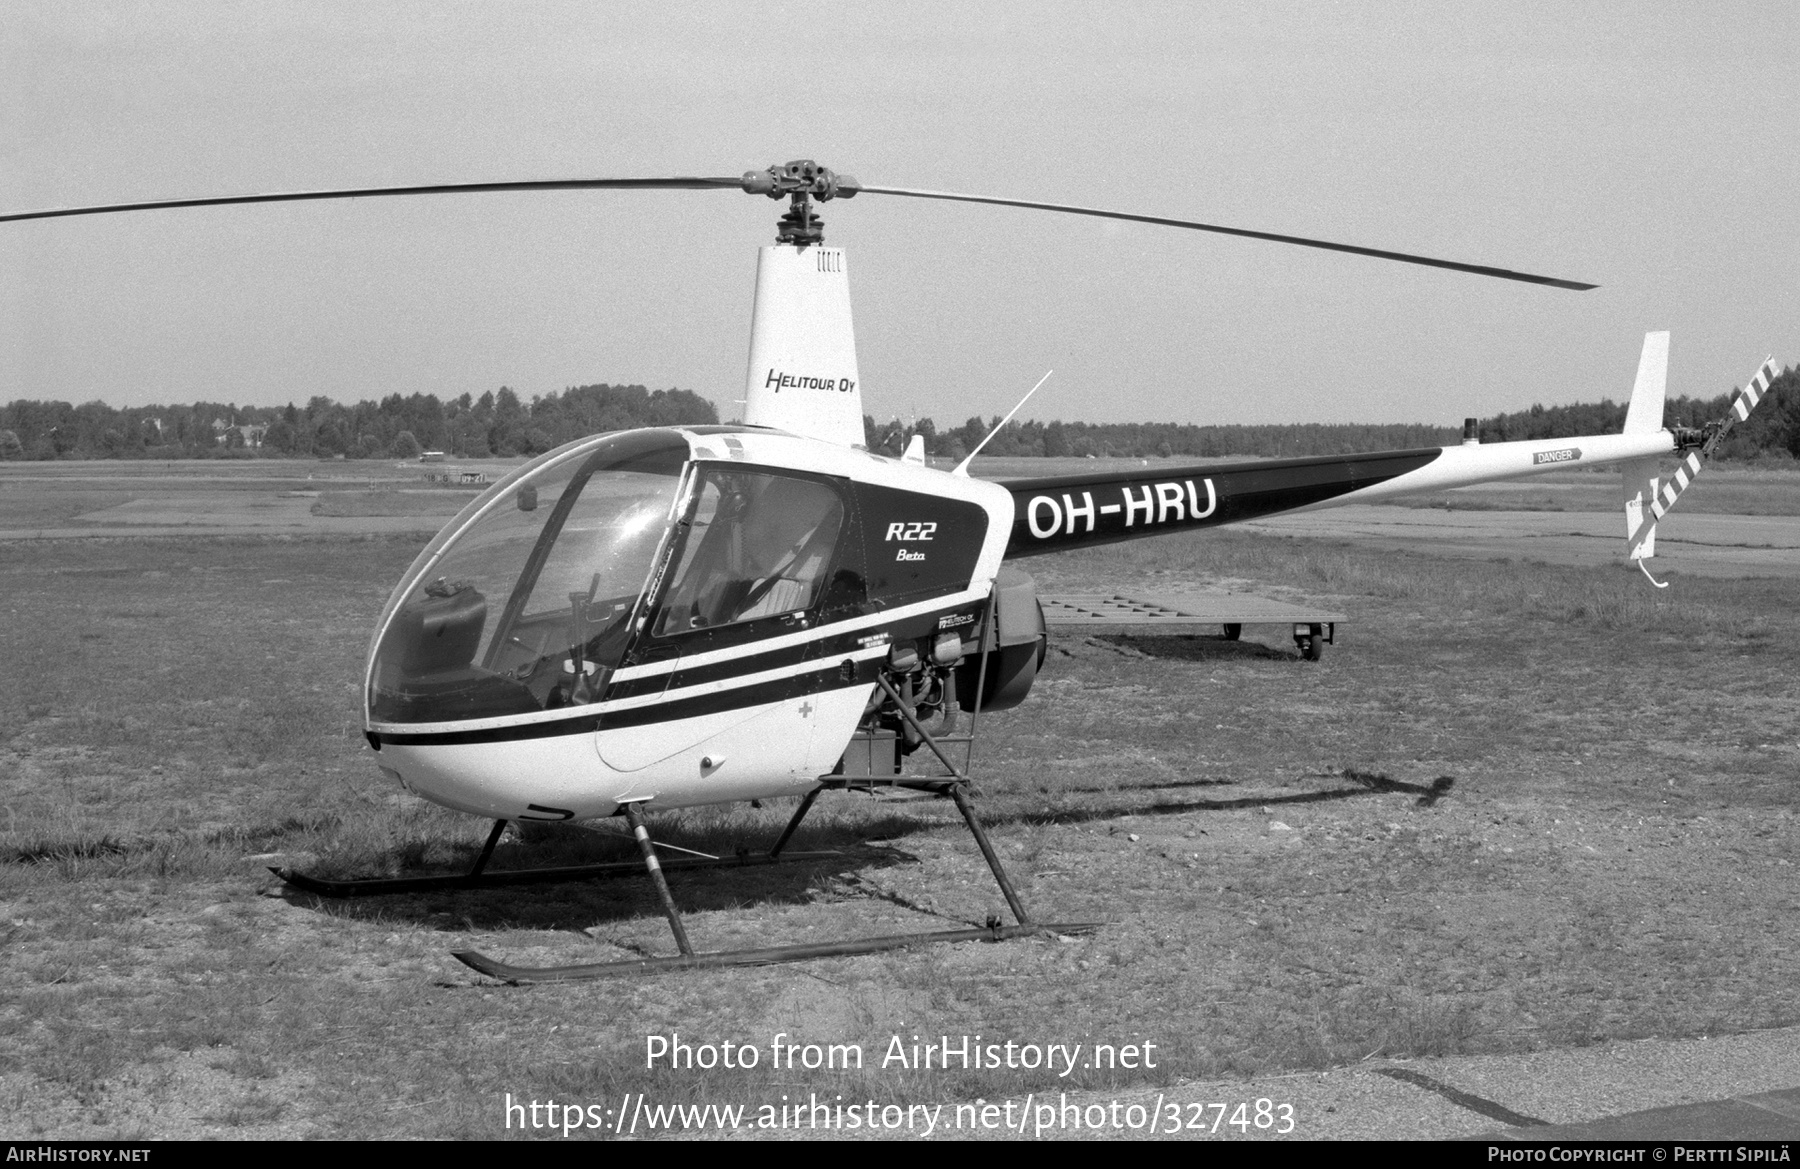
[625,801,693,957]
[874,671,1029,925]
[950,784,1031,927]
[470,819,507,877]
[769,786,822,858]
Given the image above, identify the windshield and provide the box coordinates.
[368,430,688,724]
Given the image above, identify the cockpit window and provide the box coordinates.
[653,470,845,635]
[367,431,686,724]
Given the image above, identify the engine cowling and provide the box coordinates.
[956,566,1046,712]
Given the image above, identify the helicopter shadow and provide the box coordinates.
[279,773,1448,933]
[993,770,1455,833]
[279,813,930,934]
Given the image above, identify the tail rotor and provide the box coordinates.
[1623,353,1780,585]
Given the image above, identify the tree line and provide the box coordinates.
[0,384,718,461]
[1467,368,1800,461]
[861,416,1461,461]
[865,365,1800,462]
[3,366,1795,462]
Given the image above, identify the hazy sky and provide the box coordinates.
[3,2,1796,427]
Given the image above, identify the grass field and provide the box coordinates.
[1,463,1798,1138]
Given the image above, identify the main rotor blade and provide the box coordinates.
[0,177,745,224]
[852,183,1597,291]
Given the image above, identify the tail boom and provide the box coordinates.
[1328,430,1676,506]
[1000,431,1673,557]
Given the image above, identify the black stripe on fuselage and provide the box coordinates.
[600,657,881,730]
[369,659,882,747]
[600,625,862,703]
[373,711,604,747]
[604,602,953,698]
[1001,448,1443,556]
[367,599,974,747]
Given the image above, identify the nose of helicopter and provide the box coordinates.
[372,733,624,822]
[364,429,689,729]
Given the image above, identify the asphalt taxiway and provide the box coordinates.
[1244,504,1800,578]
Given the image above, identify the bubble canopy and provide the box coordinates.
[366,430,691,727]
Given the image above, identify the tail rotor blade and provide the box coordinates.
[1652,354,1776,519]
[1649,450,1707,523]
[1701,357,1779,457]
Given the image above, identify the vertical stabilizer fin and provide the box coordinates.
[1622,331,1669,435]
[1620,333,1671,562]
[742,244,865,447]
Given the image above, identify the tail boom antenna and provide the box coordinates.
[953,371,1055,476]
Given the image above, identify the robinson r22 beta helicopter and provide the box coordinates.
[3,161,1777,980]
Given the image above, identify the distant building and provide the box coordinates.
[211,420,267,447]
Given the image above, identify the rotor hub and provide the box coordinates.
[740,160,860,246]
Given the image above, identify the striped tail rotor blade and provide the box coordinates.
[1702,357,1779,457]
[1650,357,1779,523]
[1651,450,1704,521]
[1732,358,1779,420]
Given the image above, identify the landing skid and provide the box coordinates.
[453,676,1102,982]
[455,920,1098,983]
[452,783,1100,983]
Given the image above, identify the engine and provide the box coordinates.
[860,566,1047,762]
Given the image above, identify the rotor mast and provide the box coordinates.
[737,162,866,447]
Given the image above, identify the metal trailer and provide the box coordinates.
[1040,591,1347,661]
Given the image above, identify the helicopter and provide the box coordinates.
[2,160,1777,980]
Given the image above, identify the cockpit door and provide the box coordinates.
[596,466,859,775]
